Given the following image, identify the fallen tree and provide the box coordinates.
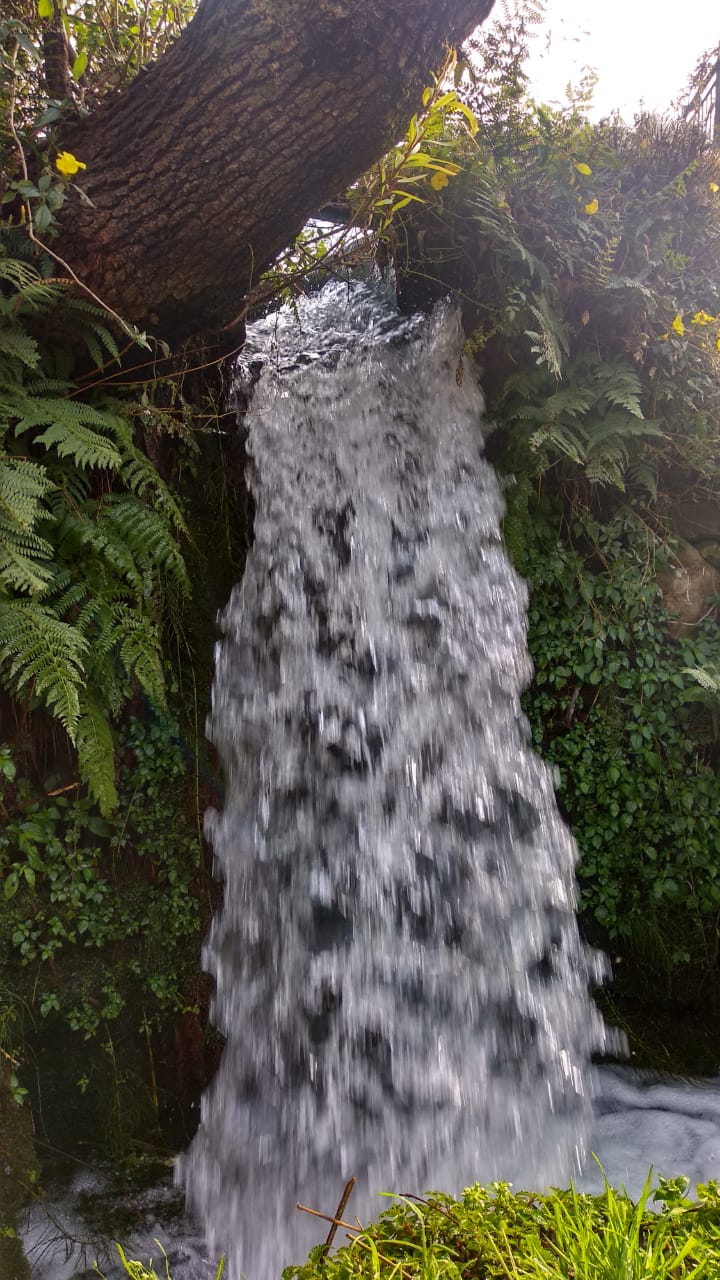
[53,0,495,345]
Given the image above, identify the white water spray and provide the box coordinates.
[183,283,612,1278]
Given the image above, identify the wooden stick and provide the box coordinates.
[295,1204,360,1235]
[323,1178,356,1253]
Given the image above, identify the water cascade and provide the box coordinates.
[184,282,611,1279]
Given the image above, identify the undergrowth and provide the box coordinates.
[0,712,204,1044]
[114,1175,720,1280]
[284,1176,720,1280]
[512,500,720,981]
[0,242,189,812]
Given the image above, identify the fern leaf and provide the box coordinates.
[591,360,644,417]
[109,604,165,706]
[66,299,121,367]
[76,694,118,815]
[0,326,40,369]
[0,459,55,594]
[683,664,720,697]
[100,496,189,594]
[0,540,56,595]
[15,400,124,471]
[0,597,87,736]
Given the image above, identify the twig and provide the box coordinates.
[397,1193,459,1224]
[295,1205,361,1235]
[323,1178,356,1254]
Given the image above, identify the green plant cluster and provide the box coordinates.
[0,242,189,811]
[102,1242,223,1280]
[512,502,720,973]
[0,713,203,1042]
[380,4,720,505]
[281,1175,720,1280]
[464,97,720,499]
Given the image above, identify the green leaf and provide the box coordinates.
[34,203,53,235]
[76,695,117,814]
[72,50,88,79]
[4,872,19,899]
[37,0,53,17]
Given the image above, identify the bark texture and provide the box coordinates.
[56,0,495,345]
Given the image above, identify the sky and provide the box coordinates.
[523,0,719,120]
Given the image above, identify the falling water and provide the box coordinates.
[183,281,611,1279]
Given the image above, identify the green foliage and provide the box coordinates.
[393,4,720,505]
[498,356,664,488]
[282,1176,720,1280]
[0,246,188,810]
[513,501,720,971]
[101,1242,224,1280]
[0,714,202,1041]
[109,1242,174,1280]
[1,0,197,139]
[351,52,478,229]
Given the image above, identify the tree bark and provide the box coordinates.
[56,0,495,346]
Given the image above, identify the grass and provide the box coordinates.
[110,1172,720,1279]
[284,1173,720,1280]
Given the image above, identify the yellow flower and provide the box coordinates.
[429,171,449,191]
[583,198,599,215]
[709,182,719,194]
[691,310,715,325]
[497,199,510,212]
[575,162,592,176]
[671,313,685,336]
[716,334,720,351]
[658,333,669,342]
[55,151,86,176]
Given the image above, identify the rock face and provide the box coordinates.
[658,542,720,636]
[668,500,720,543]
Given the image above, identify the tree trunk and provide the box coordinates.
[56,0,495,346]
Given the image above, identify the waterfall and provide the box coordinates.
[183,281,611,1279]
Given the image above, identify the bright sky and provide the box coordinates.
[524,0,719,120]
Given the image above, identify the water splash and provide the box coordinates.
[183,282,611,1278]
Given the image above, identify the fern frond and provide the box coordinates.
[0,257,42,292]
[584,441,627,488]
[582,234,621,290]
[625,460,659,499]
[0,457,52,531]
[590,359,645,417]
[0,597,87,736]
[13,397,124,471]
[589,414,665,448]
[108,603,165,706]
[683,664,720,697]
[542,386,595,417]
[0,538,56,595]
[119,446,188,532]
[0,326,40,369]
[0,458,55,594]
[530,422,587,464]
[526,295,569,376]
[603,276,657,303]
[99,496,189,594]
[65,299,121,367]
[76,693,118,815]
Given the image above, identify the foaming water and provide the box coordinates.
[182,282,612,1278]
